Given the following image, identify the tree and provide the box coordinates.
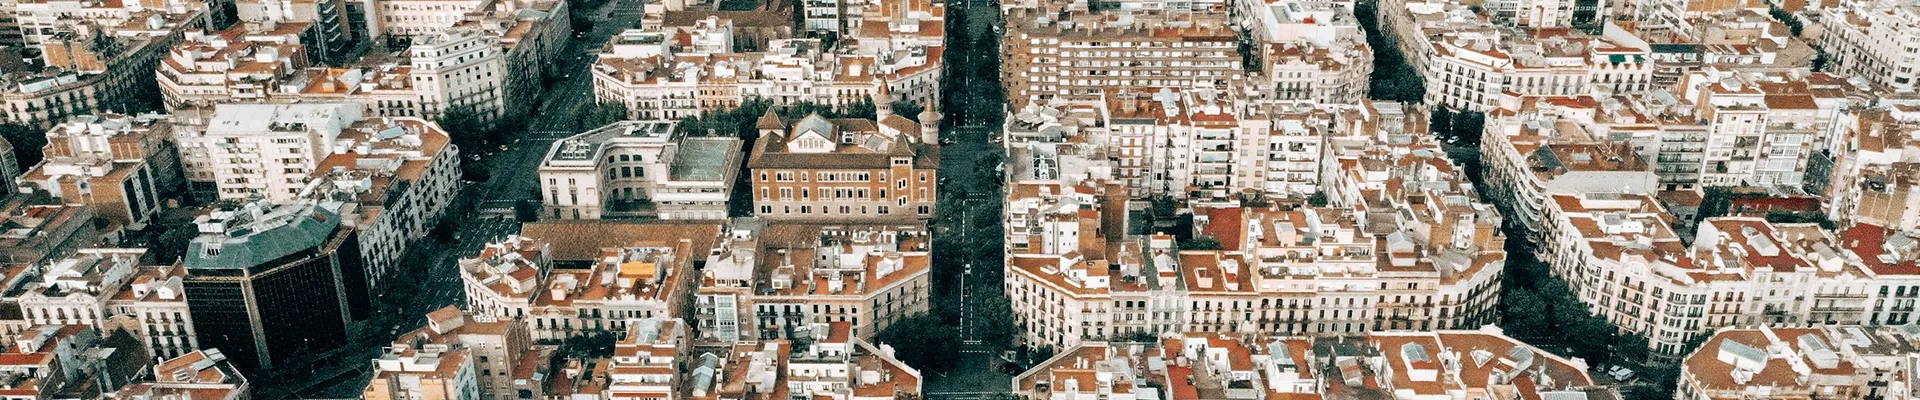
[1500,288,1550,337]
[0,123,45,169]
[974,290,1019,349]
[1429,107,1455,139]
[1450,110,1486,147]
[558,331,618,358]
[1179,236,1223,250]
[147,225,198,265]
[515,199,541,222]
[1356,0,1425,102]
[579,103,628,133]
[462,162,492,182]
[892,100,925,122]
[570,18,594,37]
[1028,345,1056,366]
[489,112,527,145]
[1769,6,1804,37]
[1307,191,1330,207]
[1696,187,1735,223]
[1563,314,1617,364]
[876,313,961,372]
[1124,331,1160,343]
[1765,210,1835,229]
[437,105,488,153]
[1614,332,1651,365]
[844,96,877,120]
[430,218,459,243]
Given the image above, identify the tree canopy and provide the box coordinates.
[1178,236,1223,251]
[1357,0,1425,102]
[875,313,961,372]
[0,123,45,169]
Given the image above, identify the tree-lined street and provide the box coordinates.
[255,0,646,395]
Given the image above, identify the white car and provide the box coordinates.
[1607,366,1635,381]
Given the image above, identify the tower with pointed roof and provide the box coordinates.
[917,104,940,144]
[874,78,894,122]
[757,107,786,139]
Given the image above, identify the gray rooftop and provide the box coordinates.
[186,207,342,270]
[669,137,741,181]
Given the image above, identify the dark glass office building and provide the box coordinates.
[182,202,359,373]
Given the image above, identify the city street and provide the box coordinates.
[925,0,1012,393]
[254,0,645,396]
[259,0,1005,393]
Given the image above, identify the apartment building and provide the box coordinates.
[1678,325,1920,400]
[1629,0,1759,35]
[1361,328,1606,400]
[1481,0,1606,28]
[538,120,741,220]
[695,226,757,343]
[233,0,352,63]
[1014,328,1599,400]
[1381,0,1653,111]
[699,223,932,342]
[4,0,177,50]
[1817,0,1920,94]
[0,324,158,399]
[0,31,177,129]
[105,263,198,360]
[1530,186,1920,359]
[0,138,16,197]
[364,306,534,400]
[1000,8,1244,110]
[1479,100,1659,233]
[593,5,944,122]
[111,349,250,400]
[295,66,437,118]
[305,116,461,295]
[409,27,506,122]
[673,322,920,400]
[471,0,571,122]
[366,330,478,400]
[464,221,721,341]
[604,317,688,399]
[1004,90,1357,202]
[16,113,184,229]
[459,235,548,328]
[379,0,489,37]
[748,112,938,221]
[1099,89,1337,201]
[0,249,199,360]
[157,23,312,110]
[1482,74,1868,221]
[1822,106,1920,231]
[1014,333,1317,400]
[150,0,566,122]
[0,195,99,264]
[5,0,203,68]
[1233,0,1374,104]
[174,102,362,201]
[1004,130,1506,350]
[1631,11,1816,87]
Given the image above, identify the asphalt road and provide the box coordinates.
[925,0,1013,394]
[254,0,645,396]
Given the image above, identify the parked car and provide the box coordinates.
[1608,365,1635,381]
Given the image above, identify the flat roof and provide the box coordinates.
[669,137,740,181]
